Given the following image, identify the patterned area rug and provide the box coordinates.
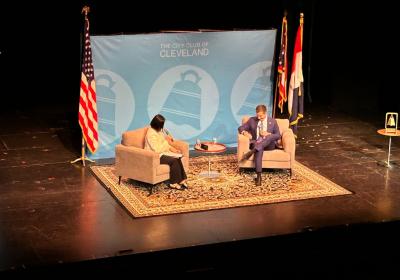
[91,154,352,217]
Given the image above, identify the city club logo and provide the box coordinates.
[95,69,135,147]
[231,61,274,125]
[148,65,219,140]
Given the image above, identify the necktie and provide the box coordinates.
[257,122,263,142]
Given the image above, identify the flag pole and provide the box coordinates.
[272,12,282,119]
[272,78,278,118]
[71,137,95,166]
[274,12,288,118]
[71,6,96,167]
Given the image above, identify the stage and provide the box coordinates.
[1,104,399,276]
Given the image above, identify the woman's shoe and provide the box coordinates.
[168,183,182,190]
[180,183,188,190]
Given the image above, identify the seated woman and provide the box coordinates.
[145,114,188,190]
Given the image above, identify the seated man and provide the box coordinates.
[238,104,280,186]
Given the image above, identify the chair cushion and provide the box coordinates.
[263,149,290,161]
[156,164,170,176]
[242,116,250,124]
[121,127,148,148]
[276,119,289,135]
[244,149,290,162]
[276,139,283,149]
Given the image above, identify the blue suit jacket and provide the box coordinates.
[238,116,281,144]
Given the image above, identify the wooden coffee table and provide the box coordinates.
[194,142,227,178]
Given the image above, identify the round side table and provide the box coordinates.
[377,129,400,168]
[194,142,227,178]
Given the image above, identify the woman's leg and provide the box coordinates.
[177,158,187,182]
[160,155,184,184]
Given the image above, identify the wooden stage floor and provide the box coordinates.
[1,104,399,276]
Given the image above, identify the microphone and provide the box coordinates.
[163,128,174,141]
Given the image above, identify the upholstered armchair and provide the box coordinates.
[237,117,296,176]
[115,127,189,193]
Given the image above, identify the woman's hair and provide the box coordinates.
[150,114,165,131]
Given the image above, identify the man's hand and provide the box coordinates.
[260,131,271,137]
[242,131,252,140]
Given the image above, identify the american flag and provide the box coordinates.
[78,15,98,153]
[277,16,288,113]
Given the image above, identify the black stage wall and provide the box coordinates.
[1,0,398,116]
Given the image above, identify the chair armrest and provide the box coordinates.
[237,134,250,161]
[171,140,189,159]
[115,144,159,175]
[281,129,296,161]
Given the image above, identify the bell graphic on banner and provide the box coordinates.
[161,70,202,129]
[237,68,271,116]
[385,112,398,133]
[97,74,117,144]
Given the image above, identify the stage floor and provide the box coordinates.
[1,104,399,275]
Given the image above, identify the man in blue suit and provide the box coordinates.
[238,104,281,186]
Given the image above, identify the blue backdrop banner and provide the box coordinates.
[90,30,276,159]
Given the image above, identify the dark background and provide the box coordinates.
[0,1,399,275]
[1,0,398,116]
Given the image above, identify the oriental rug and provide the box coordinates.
[91,154,351,217]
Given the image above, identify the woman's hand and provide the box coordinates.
[169,146,181,153]
[165,135,174,144]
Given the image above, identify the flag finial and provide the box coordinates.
[82,6,90,16]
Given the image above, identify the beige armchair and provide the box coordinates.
[115,127,189,193]
[237,117,296,176]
